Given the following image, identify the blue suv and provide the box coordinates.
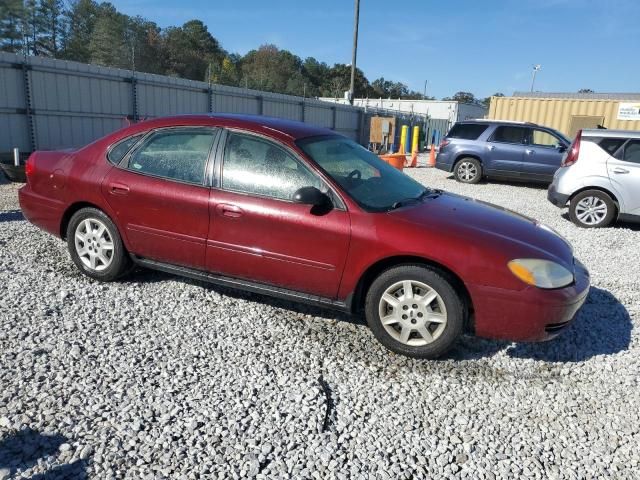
[435,120,571,184]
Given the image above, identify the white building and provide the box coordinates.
[319,98,488,123]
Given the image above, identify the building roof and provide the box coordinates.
[513,92,640,101]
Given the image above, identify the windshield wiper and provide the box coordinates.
[389,188,438,210]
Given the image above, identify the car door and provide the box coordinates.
[485,125,528,178]
[102,127,218,269]
[206,131,351,298]
[522,128,567,181]
[607,139,640,216]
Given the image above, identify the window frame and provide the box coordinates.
[487,125,529,146]
[117,126,220,188]
[213,128,347,210]
[106,133,146,165]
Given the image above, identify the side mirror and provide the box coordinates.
[293,186,332,207]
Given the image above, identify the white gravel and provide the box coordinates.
[1,167,638,479]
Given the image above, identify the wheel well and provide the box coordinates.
[59,202,103,239]
[351,255,475,333]
[453,154,483,170]
[569,186,619,209]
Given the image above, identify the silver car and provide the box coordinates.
[548,129,640,228]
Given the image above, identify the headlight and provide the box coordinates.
[508,259,574,289]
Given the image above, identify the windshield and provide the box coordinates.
[296,135,427,211]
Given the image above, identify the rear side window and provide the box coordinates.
[108,134,144,164]
[622,140,640,164]
[447,123,489,140]
[127,129,215,184]
[490,126,528,144]
[597,138,626,156]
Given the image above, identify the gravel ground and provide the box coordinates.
[1,167,638,479]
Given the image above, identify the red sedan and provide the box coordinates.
[19,114,590,358]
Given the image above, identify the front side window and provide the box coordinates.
[222,133,323,201]
[297,135,427,212]
[622,140,640,164]
[490,126,528,144]
[127,129,215,184]
[530,129,563,148]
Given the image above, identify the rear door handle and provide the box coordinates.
[613,167,629,174]
[109,183,130,195]
[487,145,495,151]
[216,203,243,218]
[525,149,534,155]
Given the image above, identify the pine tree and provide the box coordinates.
[38,0,64,57]
[0,0,24,53]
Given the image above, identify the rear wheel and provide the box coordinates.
[569,190,615,228]
[365,265,465,359]
[454,157,482,184]
[66,208,131,281]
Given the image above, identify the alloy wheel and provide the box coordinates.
[575,196,608,226]
[74,218,114,271]
[457,161,478,182]
[378,280,448,346]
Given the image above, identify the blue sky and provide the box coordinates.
[111,0,640,99]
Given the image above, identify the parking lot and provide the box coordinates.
[0,167,638,479]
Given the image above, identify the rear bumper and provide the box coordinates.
[470,260,590,342]
[18,185,65,238]
[547,183,570,208]
[435,152,453,172]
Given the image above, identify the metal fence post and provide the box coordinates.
[257,96,263,115]
[331,107,337,130]
[21,60,36,152]
[131,76,138,122]
[13,147,20,166]
[300,101,305,122]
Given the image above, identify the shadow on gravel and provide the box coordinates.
[560,212,640,231]
[506,287,632,362]
[0,428,87,478]
[0,209,24,223]
[125,268,364,326]
[445,174,549,190]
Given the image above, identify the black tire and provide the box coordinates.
[365,265,465,359]
[569,190,616,228]
[66,207,131,281]
[453,157,482,184]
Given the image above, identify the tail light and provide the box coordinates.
[561,130,581,167]
[25,153,36,182]
[439,139,450,150]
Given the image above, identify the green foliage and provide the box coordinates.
[0,1,472,100]
[442,91,477,103]
[481,92,504,107]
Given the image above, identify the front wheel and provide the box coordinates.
[569,190,616,228]
[66,207,131,281]
[365,265,465,359]
[454,157,482,184]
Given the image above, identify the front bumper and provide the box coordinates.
[547,182,570,208]
[469,260,590,342]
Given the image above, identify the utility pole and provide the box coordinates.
[423,79,428,99]
[348,0,360,105]
[530,64,541,92]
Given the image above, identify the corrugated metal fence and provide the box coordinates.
[1,52,404,153]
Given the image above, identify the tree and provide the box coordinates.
[163,20,224,80]
[88,4,129,68]
[443,91,477,103]
[481,92,504,107]
[0,0,24,53]
[22,0,41,56]
[578,88,594,94]
[38,0,64,57]
[62,0,100,63]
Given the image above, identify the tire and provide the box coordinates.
[454,157,482,184]
[365,265,465,359]
[569,190,616,228]
[66,207,131,281]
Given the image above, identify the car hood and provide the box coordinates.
[390,191,573,265]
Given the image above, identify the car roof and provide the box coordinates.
[581,129,640,139]
[457,119,540,127]
[133,114,337,141]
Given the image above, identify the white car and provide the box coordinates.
[548,129,640,228]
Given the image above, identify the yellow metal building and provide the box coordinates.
[489,92,640,138]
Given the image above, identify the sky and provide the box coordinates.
[110,0,640,99]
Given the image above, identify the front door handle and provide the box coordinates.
[613,167,629,174]
[109,183,130,195]
[487,145,495,151]
[525,149,534,155]
[216,203,243,218]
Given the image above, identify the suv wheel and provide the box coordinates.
[365,265,465,359]
[67,207,131,281]
[569,190,615,228]
[454,157,482,184]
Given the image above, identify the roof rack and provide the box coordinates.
[468,119,537,125]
